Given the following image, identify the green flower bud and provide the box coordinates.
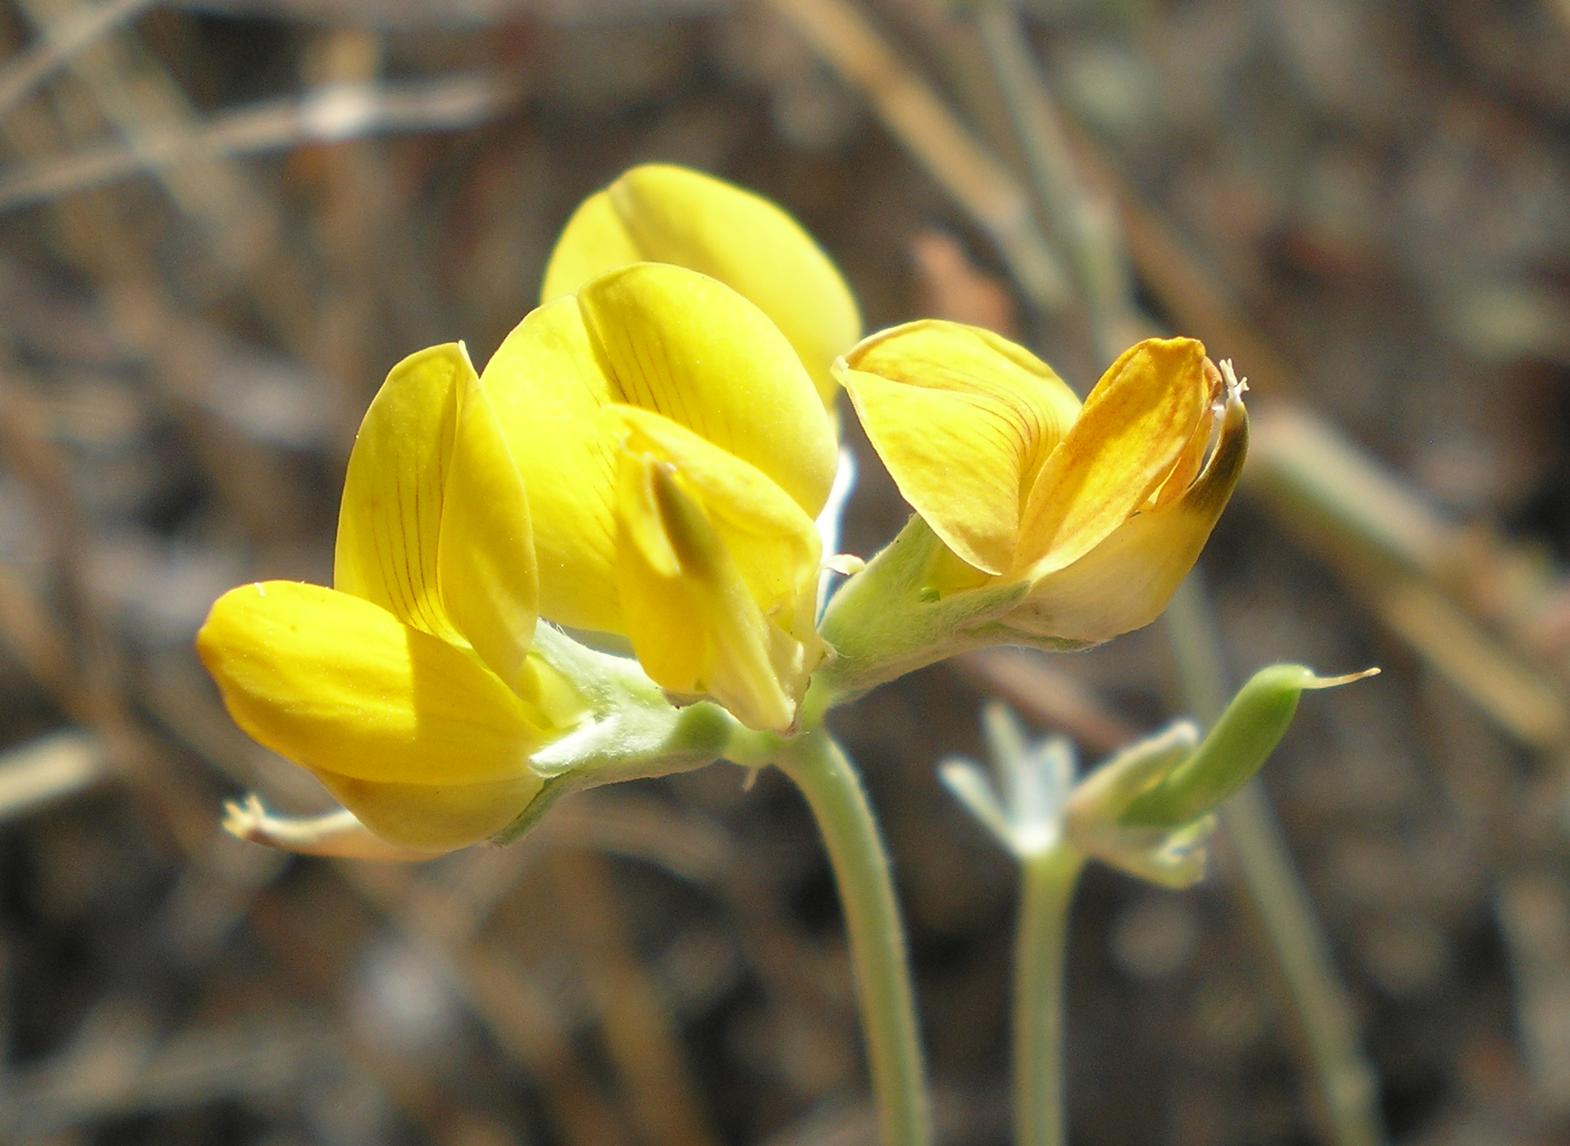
[1117,664,1378,829]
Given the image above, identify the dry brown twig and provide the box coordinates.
[0,0,158,120]
[0,72,525,212]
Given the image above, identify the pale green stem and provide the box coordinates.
[1014,844,1086,1146]
[1164,578,1384,1146]
[773,729,931,1146]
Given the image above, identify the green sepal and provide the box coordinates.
[814,516,1028,702]
[489,772,575,846]
[486,624,742,846]
[1062,722,1211,888]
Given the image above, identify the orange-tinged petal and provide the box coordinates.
[1017,337,1211,578]
[1005,392,1248,643]
[542,164,861,406]
[838,320,1082,575]
[197,581,550,787]
[1151,358,1224,510]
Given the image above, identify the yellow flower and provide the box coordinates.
[197,345,578,853]
[834,322,1248,646]
[482,262,836,733]
[542,163,861,407]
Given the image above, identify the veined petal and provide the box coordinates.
[542,164,861,406]
[335,344,540,685]
[481,298,623,633]
[483,267,838,637]
[614,451,816,733]
[1004,393,1247,644]
[197,581,551,787]
[437,375,538,689]
[613,405,822,624]
[314,772,544,852]
[838,320,1082,575]
[1151,358,1225,510]
[577,264,837,515]
[1017,337,1212,578]
[335,343,466,641]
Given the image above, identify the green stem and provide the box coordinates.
[774,729,931,1146]
[1014,844,1086,1146]
[1164,578,1384,1146]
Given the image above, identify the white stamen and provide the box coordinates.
[1218,359,1249,404]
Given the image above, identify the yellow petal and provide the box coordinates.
[539,189,642,303]
[335,343,466,642]
[334,344,539,680]
[542,164,861,406]
[1150,357,1224,510]
[1017,337,1211,578]
[314,772,543,852]
[436,376,538,689]
[197,581,550,787]
[613,455,711,692]
[577,263,837,515]
[484,266,837,636]
[481,299,623,633]
[614,451,816,732]
[1005,393,1247,643]
[613,405,822,624]
[838,320,1082,575]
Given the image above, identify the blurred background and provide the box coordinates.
[2,0,1569,1143]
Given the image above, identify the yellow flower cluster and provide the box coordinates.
[198,165,1248,853]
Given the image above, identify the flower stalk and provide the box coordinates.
[1014,843,1085,1146]
[940,707,1088,1146]
[773,729,931,1146]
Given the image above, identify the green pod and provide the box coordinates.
[1118,664,1376,828]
